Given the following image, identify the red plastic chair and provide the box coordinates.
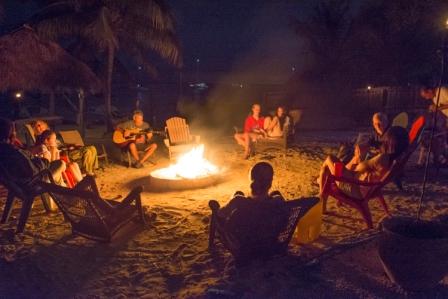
[322,145,418,229]
[409,116,425,144]
[60,155,76,188]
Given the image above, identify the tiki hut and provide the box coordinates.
[0,25,101,93]
[0,25,102,134]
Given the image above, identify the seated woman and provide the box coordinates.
[33,120,98,175]
[234,104,266,159]
[264,106,290,138]
[319,126,409,205]
[32,130,83,184]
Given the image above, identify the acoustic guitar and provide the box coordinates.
[113,128,165,147]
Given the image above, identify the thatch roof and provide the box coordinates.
[0,26,102,93]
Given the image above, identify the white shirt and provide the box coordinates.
[433,86,448,117]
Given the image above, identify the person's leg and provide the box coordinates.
[128,142,140,161]
[48,160,67,186]
[81,145,98,175]
[140,143,157,163]
[234,133,246,147]
[243,132,251,158]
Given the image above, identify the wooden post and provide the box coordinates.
[78,89,85,138]
[49,92,55,115]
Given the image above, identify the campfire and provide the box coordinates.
[149,145,221,190]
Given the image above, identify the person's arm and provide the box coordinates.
[116,122,131,137]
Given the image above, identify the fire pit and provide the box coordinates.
[149,145,221,191]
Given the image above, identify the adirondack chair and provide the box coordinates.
[38,175,146,242]
[208,196,319,262]
[59,130,109,166]
[164,117,200,160]
[24,123,36,146]
[321,117,426,229]
[322,132,423,229]
[0,165,53,233]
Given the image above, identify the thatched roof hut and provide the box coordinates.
[0,26,102,93]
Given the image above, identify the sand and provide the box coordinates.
[0,131,447,298]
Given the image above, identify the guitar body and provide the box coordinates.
[113,128,165,148]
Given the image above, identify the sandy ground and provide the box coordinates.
[0,131,447,298]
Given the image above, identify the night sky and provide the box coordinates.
[1,0,304,83]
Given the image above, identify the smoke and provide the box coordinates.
[178,1,303,136]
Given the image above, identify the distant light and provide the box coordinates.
[15,92,22,99]
[196,58,200,63]
[367,85,372,90]
[291,66,296,72]
[137,84,141,87]
[138,66,142,70]
[240,84,243,88]
[446,18,448,28]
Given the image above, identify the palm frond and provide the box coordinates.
[123,43,158,77]
[82,6,118,50]
[122,25,182,67]
[110,0,175,31]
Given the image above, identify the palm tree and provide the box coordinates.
[31,0,182,130]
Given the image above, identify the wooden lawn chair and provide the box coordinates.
[208,196,319,262]
[38,175,146,242]
[24,123,36,146]
[392,112,409,129]
[0,166,53,233]
[164,117,200,160]
[59,130,109,166]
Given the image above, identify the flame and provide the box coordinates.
[151,145,218,180]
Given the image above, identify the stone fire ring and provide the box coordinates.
[149,173,221,191]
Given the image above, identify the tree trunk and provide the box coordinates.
[105,44,115,132]
[49,92,55,115]
[78,89,85,138]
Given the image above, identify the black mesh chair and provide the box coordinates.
[37,175,146,242]
[208,196,319,262]
[0,165,52,233]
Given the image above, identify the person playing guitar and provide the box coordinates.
[115,110,157,168]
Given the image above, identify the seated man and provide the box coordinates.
[0,118,66,186]
[33,120,98,176]
[115,110,157,168]
[338,112,391,167]
[234,103,266,159]
[264,106,290,138]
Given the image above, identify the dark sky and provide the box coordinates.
[1,0,304,83]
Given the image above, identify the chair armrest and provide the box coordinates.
[29,168,54,185]
[116,186,144,208]
[328,174,381,187]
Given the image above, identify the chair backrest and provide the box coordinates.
[165,117,191,144]
[288,109,302,126]
[392,112,409,129]
[225,197,319,257]
[59,130,85,146]
[38,181,111,240]
[24,123,36,144]
[409,116,425,144]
